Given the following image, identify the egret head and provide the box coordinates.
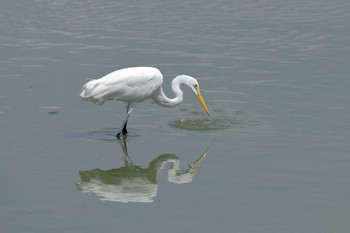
[192,82,210,117]
[185,77,210,117]
[173,75,210,117]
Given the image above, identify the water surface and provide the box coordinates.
[1,0,350,233]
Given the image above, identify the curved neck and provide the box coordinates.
[152,75,191,108]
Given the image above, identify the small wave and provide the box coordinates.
[75,127,142,141]
[168,110,261,131]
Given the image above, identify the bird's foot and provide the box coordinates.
[116,132,127,139]
[117,124,128,139]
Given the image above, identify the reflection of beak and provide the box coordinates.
[195,87,210,117]
[190,149,208,170]
[189,142,211,173]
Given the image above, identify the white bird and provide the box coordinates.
[80,66,210,138]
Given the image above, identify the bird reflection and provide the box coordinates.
[77,138,209,203]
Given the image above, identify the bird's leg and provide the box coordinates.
[122,121,128,135]
[116,104,134,138]
[117,120,128,138]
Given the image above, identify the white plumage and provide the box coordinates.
[80,66,210,138]
[80,67,162,105]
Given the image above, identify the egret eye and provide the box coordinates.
[193,83,198,88]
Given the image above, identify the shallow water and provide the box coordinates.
[1,0,350,232]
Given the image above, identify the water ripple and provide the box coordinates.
[75,128,142,141]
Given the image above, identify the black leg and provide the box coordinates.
[122,120,128,134]
[116,104,134,139]
[116,121,128,138]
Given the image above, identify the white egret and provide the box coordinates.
[80,66,210,138]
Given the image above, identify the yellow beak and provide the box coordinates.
[195,86,210,117]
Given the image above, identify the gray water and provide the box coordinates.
[1,0,350,232]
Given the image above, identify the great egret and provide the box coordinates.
[80,66,210,137]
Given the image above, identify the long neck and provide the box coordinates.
[152,75,188,108]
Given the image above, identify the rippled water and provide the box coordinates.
[1,0,350,232]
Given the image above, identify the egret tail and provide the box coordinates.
[80,79,110,105]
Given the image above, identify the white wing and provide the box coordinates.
[80,67,163,105]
